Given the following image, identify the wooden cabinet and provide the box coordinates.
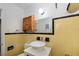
[23,15,36,33]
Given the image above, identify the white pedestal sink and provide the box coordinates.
[27,41,46,48]
[18,41,51,56]
[26,41,46,51]
[24,41,51,56]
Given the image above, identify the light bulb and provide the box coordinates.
[38,8,45,15]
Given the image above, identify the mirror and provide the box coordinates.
[23,16,54,34]
[36,17,53,34]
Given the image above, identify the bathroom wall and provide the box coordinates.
[5,34,54,56]
[0,3,25,33]
[5,15,79,56]
[53,16,79,56]
[4,4,25,33]
[0,3,25,55]
[0,4,7,55]
[5,34,26,56]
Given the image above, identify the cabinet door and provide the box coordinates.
[31,16,36,32]
[23,16,36,32]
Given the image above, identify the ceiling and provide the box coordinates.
[15,3,79,14]
[14,3,35,9]
[14,3,56,10]
[13,3,69,19]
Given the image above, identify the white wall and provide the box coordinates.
[21,3,56,19]
[5,4,25,33]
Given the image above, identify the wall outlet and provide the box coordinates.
[36,36,44,41]
[45,37,50,42]
[7,45,14,51]
[36,37,44,41]
[36,37,40,41]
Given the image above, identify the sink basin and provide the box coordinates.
[28,41,46,48]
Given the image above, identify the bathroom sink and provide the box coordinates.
[24,41,47,56]
[27,41,46,48]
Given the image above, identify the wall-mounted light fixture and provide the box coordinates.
[38,8,45,15]
[55,3,57,9]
